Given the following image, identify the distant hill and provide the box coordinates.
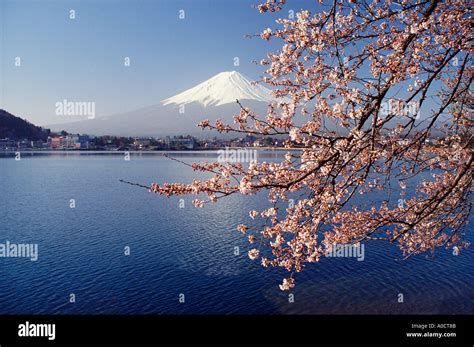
[0,109,52,141]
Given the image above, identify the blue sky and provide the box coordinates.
[0,0,316,126]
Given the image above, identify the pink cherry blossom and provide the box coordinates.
[248,249,260,260]
[150,0,473,290]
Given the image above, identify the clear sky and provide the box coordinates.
[0,0,317,126]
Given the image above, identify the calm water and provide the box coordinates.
[0,152,473,314]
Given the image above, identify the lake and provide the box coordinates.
[0,152,472,314]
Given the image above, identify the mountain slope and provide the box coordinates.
[49,71,277,136]
[50,100,269,137]
[0,109,51,140]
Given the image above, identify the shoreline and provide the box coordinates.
[0,147,301,155]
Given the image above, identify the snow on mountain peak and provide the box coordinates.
[161,71,276,107]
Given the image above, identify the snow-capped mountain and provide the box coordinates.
[161,71,275,107]
[49,71,275,136]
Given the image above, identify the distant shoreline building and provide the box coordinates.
[165,136,196,150]
[48,135,90,149]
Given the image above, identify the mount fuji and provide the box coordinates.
[162,71,275,107]
[49,71,277,137]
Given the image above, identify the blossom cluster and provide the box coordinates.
[151,0,473,290]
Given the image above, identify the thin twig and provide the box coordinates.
[119,179,151,190]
